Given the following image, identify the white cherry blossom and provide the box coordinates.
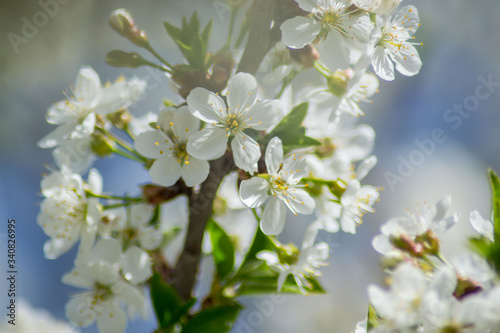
[280,0,373,71]
[186,72,281,173]
[63,261,146,333]
[368,5,422,81]
[38,66,146,149]
[372,196,459,254]
[135,106,210,187]
[339,155,379,234]
[257,240,329,294]
[37,166,102,259]
[239,137,315,235]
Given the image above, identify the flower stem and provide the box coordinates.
[86,191,142,202]
[102,201,143,210]
[111,147,147,163]
[144,44,173,69]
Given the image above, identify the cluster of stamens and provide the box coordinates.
[381,8,423,60]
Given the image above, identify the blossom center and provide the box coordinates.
[221,114,246,136]
[174,143,190,165]
[92,283,113,305]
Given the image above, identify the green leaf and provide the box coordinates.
[469,237,493,258]
[163,12,212,72]
[489,169,500,243]
[208,220,235,280]
[150,273,197,330]
[235,274,325,296]
[241,228,275,265]
[182,305,241,333]
[269,102,308,136]
[367,303,379,331]
[150,273,180,329]
[264,102,320,151]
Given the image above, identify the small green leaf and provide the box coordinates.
[182,304,241,333]
[235,274,325,296]
[241,228,275,265]
[469,237,493,258]
[489,169,500,243]
[269,102,308,136]
[367,303,379,331]
[264,102,320,151]
[150,273,180,329]
[208,220,235,280]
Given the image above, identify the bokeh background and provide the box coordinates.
[1,0,500,332]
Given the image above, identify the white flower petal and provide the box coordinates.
[244,100,282,130]
[130,203,155,229]
[392,44,422,77]
[256,250,280,266]
[319,31,350,71]
[295,0,318,12]
[470,210,494,241]
[134,130,173,159]
[37,122,78,148]
[261,197,287,235]
[187,87,226,123]
[66,295,96,327]
[226,72,258,113]
[280,16,321,49]
[186,127,228,160]
[88,239,122,265]
[46,102,80,124]
[265,137,284,175]
[239,177,270,208]
[372,45,395,81]
[180,157,210,187]
[87,168,103,195]
[123,246,153,285]
[285,188,315,215]
[96,302,127,333]
[356,155,377,181]
[74,67,101,104]
[172,106,200,142]
[149,157,182,187]
[231,133,260,174]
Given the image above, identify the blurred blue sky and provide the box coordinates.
[1,0,500,332]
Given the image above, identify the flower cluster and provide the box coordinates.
[355,197,500,332]
[34,0,427,332]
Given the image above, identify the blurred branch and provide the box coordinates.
[171,0,280,302]
[236,0,278,74]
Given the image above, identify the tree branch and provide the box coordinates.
[236,0,278,75]
[171,0,279,302]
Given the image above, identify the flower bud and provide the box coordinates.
[289,44,320,68]
[106,109,131,130]
[105,50,149,69]
[90,133,115,157]
[326,69,353,97]
[109,9,149,47]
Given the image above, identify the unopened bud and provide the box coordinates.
[289,44,320,68]
[415,230,441,256]
[106,109,131,130]
[91,133,115,157]
[105,50,148,69]
[326,69,353,97]
[454,276,483,300]
[109,9,149,47]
